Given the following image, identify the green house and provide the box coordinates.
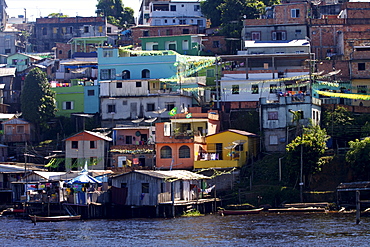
[52,79,84,117]
[140,34,206,56]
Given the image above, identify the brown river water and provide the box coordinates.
[0,213,369,246]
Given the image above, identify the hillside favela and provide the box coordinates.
[2,0,370,245]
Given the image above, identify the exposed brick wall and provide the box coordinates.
[36,17,105,24]
[131,25,198,46]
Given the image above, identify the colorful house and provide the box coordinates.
[194,129,259,169]
[52,80,85,117]
[155,108,220,170]
[64,130,112,171]
[110,125,156,170]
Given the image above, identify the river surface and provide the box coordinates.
[0,213,369,247]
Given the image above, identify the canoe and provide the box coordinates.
[268,207,327,214]
[219,208,264,215]
[29,215,81,223]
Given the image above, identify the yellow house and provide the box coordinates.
[194,129,259,169]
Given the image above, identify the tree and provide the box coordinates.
[285,123,329,187]
[346,138,370,181]
[21,67,56,141]
[201,0,223,28]
[96,0,134,27]
[322,106,354,148]
[48,13,69,18]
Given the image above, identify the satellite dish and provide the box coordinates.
[131,118,144,123]
[224,145,234,150]
[145,117,157,123]
[153,108,166,114]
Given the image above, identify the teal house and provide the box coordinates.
[140,34,205,56]
[84,84,100,114]
[7,53,43,72]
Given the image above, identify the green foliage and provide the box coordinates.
[96,0,134,27]
[346,137,370,180]
[201,0,223,27]
[322,106,355,146]
[21,68,56,138]
[181,209,203,217]
[285,124,329,186]
[48,13,69,18]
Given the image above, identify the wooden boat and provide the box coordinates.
[29,215,81,223]
[219,208,264,216]
[268,207,327,214]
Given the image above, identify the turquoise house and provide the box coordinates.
[84,84,100,114]
[6,53,43,72]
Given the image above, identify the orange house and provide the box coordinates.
[155,108,220,170]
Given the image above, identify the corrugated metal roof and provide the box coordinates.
[64,130,112,142]
[0,164,26,173]
[131,170,210,180]
[0,68,16,77]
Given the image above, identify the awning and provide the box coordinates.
[67,173,102,184]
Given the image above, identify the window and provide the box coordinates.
[90,141,96,149]
[99,26,103,33]
[165,19,168,24]
[270,135,278,145]
[252,84,259,94]
[143,30,149,37]
[53,27,58,34]
[207,69,215,77]
[72,141,78,149]
[16,126,25,134]
[101,69,116,80]
[63,101,74,110]
[182,40,189,50]
[179,145,190,158]
[122,70,130,79]
[69,27,73,34]
[107,104,116,113]
[5,49,10,54]
[125,135,132,144]
[136,81,142,87]
[160,146,172,158]
[121,183,127,188]
[142,69,150,78]
[170,5,176,11]
[42,27,47,35]
[291,9,300,18]
[147,103,155,111]
[270,84,277,93]
[194,5,200,11]
[213,41,220,48]
[107,27,112,33]
[117,82,122,88]
[103,50,113,57]
[142,183,149,193]
[268,111,278,120]
[166,103,175,111]
[179,19,186,25]
[251,31,261,41]
[358,63,366,71]
[87,90,95,96]
[295,29,302,34]
[272,31,286,41]
[232,85,239,94]
[84,26,89,33]
[182,29,189,34]
[122,100,127,105]
[166,29,173,35]
[12,59,17,65]
[6,126,12,135]
[357,85,367,94]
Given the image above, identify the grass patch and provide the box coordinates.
[181,209,204,217]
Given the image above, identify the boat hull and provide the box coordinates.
[219,208,263,215]
[29,215,81,222]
